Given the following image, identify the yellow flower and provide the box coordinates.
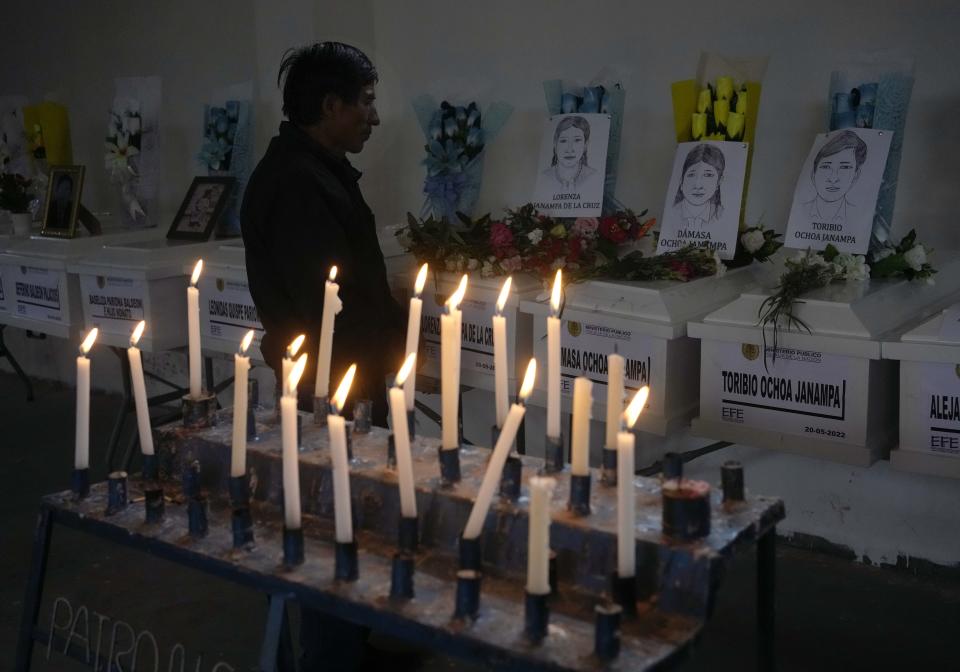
[735,90,748,115]
[716,77,734,101]
[714,98,730,127]
[726,111,745,140]
[691,113,707,140]
[696,88,712,114]
[549,224,567,239]
[707,132,726,141]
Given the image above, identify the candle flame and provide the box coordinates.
[519,358,537,400]
[288,353,308,392]
[331,363,357,414]
[329,265,338,282]
[190,259,203,286]
[395,352,416,387]
[447,274,468,311]
[287,333,305,358]
[624,385,650,429]
[496,276,512,314]
[239,329,255,354]
[550,269,562,314]
[130,320,146,346]
[80,327,98,355]
[414,263,428,296]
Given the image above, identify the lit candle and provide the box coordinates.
[389,353,418,518]
[617,386,649,578]
[463,358,536,539]
[329,363,357,543]
[570,376,592,476]
[441,274,468,450]
[526,475,557,595]
[282,334,305,397]
[605,354,625,450]
[187,259,203,399]
[546,270,562,441]
[314,266,342,398]
[127,320,153,456]
[404,263,428,412]
[282,353,308,529]
[493,276,512,429]
[231,330,255,478]
[75,328,98,470]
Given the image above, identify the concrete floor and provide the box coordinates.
[2,372,958,671]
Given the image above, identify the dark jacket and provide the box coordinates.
[241,122,405,422]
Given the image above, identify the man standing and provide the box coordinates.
[242,42,405,424]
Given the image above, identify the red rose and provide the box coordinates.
[599,216,628,244]
[490,221,514,249]
[567,235,583,262]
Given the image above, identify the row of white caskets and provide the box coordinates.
[2,228,959,479]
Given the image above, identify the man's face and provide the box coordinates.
[813,147,859,202]
[327,85,380,154]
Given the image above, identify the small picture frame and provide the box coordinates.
[40,165,85,238]
[167,176,235,241]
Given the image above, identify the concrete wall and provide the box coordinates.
[1,0,959,571]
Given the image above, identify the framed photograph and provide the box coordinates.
[531,113,610,217]
[166,176,235,241]
[40,165,85,238]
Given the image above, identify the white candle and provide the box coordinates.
[571,377,592,476]
[187,259,203,399]
[526,475,556,595]
[282,334,305,398]
[282,353,308,529]
[493,276,512,429]
[605,354,625,450]
[314,266,342,398]
[404,263,428,412]
[127,321,153,456]
[75,328,98,470]
[389,354,418,518]
[617,386,649,578]
[441,274,468,450]
[546,269,562,441]
[463,358,536,540]
[231,330,255,478]
[329,364,357,543]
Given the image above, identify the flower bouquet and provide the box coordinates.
[199,86,253,236]
[399,204,719,284]
[23,100,72,169]
[672,52,766,237]
[412,95,511,223]
[103,77,161,228]
[759,230,934,360]
[827,57,914,252]
[543,73,625,212]
[730,223,783,267]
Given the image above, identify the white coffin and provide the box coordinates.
[882,310,960,479]
[689,254,960,466]
[67,234,217,352]
[0,232,21,318]
[180,241,265,362]
[416,271,543,392]
[519,268,755,435]
[0,232,141,338]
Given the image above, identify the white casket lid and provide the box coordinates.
[68,237,216,280]
[0,231,139,271]
[881,304,960,363]
[182,240,247,276]
[521,266,755,339]
[690,252,960,358]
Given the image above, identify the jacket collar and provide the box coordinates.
[278,121,362,183]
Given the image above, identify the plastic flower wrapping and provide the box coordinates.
[827,56,914,253]
[412,95,512,223]
[103,77,161,228]
[198,83,253,236]
[543,73,625,213]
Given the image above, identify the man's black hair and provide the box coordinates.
[278,42,377,126]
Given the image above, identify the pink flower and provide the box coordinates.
[500,255,523,273]
[572,217,599,239]
[490,221,514,249]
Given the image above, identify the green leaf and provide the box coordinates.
[822,244,840,262]
[870,253,909,278]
